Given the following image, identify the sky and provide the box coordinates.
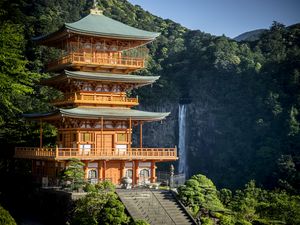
[127,0,300,38]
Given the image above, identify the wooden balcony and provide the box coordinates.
[47,53,145,72]
[53,92,139,107]
[15,147,178,161]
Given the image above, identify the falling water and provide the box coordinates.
[178,104,187,177]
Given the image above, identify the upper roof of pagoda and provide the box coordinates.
[34,9,160,46]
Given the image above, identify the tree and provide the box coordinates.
[0,205,16,225]
[0,21,40,126]
[60,158,85,191]
[178,174,227,222]
[71,192,129,225]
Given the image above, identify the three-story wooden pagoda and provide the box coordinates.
[15,8,177,185]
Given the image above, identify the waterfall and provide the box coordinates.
[178,104,187,177]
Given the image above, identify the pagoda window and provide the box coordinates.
[140,169,150,179]
[125,169,133,179]
[88,169,97,179]
[81,133,92,142]
[72,133,77,142]
[117,133,127,142]
[63,133,71,147]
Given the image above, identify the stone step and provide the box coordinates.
[117,189,196,225]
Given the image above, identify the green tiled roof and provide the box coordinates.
[23,107,169,121]
[65,14,159,40]
[34,13,159,42]
[42,70,159,87]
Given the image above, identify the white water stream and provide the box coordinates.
[178,104,187,177]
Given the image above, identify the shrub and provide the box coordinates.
[0,206,16,225]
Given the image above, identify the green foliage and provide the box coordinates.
[0,21,40,126]
[0,205,16,225]
[179,175,300,225]
[60,158,85,191]
[178,174,226,217]
[219,189,233,207]
[0,0,299,196]
[201,217,214,225]
[95,180,115,192]
[229,181,300,225]
[83,180,115,193]
[71,192,129,225]
[132,220,150,225]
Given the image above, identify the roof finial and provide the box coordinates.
[90,0,103,15]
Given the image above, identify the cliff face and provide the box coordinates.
[133,100,219,181]
[135,98,249,189]
[133,103,178,149]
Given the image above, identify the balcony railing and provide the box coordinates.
[53,92,138,107]
[15,147,178,161]
[47,52,145,71]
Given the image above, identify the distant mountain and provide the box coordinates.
[288,23,300,30]
[234,29,267,42]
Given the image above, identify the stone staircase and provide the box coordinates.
[116,189,196,225]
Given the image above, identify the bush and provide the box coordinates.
[0,206,16,225]
[132,220,150,225]
[200,216,214,225]
[71,192,129,225]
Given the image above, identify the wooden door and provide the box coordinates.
[96,134,114,155]
[106,161,121,184]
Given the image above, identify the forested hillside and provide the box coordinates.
[0,0,299,194]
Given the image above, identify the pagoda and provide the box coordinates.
[14,8,177,185]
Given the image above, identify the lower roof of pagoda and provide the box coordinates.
[23,107,169,121]
[42,70,159,88]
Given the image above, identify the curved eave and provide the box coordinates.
[41,70,159,88]
[33,14,160,47]
[23,107,170,122]
[65,26,159,41]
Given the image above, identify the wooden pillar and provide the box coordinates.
[101,117,104,152]
[140,121,143,148]
[98,160,102,181]
[129,117,132,151]
[132,160,139,185]
[102,160,106,181]
[84,161,89,180]
[39,120,43,148]
[150,161,156,183]
[120,161,125,179]
[132,161,135,185]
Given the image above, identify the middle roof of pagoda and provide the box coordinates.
[34,11,160,46]
[42,70,159,88]
[23,107,170,122]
